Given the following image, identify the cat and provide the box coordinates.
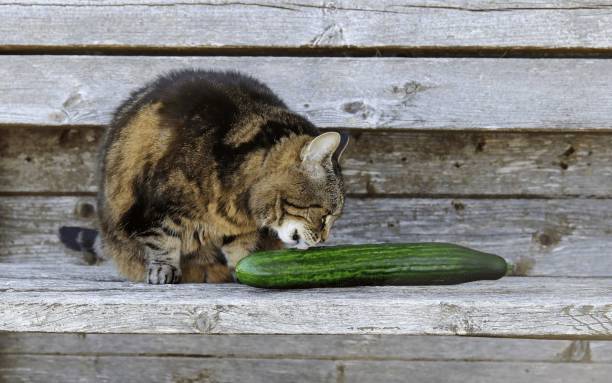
[59,69,348,284]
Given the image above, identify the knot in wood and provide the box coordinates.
[194,312,218,333]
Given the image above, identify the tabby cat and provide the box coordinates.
[59,69,348,284]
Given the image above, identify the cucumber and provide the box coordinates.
[235,243,508,289]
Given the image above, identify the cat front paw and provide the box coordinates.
[147,263,181,284]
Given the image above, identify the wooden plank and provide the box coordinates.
[1,357,611,383]
[345,131,612,197]
[2,357,610,383]
[0,127,102,194]
[3,1,612,50]
[591,342,612,363]
[0,355,339,383]
[341,360,612,383]
[0,275,611,336]
[4,127,612,197]
[2,56,612,130]
[0,264,122,282]
[2,333,610,363]
[0,197,98,265]
[2,196,612,277]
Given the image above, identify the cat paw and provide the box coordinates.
[147,263,181,284]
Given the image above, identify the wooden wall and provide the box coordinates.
[1,1,612,382]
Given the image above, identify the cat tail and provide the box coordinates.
[59,226,105,262]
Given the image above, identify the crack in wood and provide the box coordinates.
[289,2,612,15]
[6,1,612,14]
[386,3,612,13]
[561,305,612,335]
[309,23,345,46]
[0,2,301,12]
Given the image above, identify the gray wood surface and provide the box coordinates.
[3,355,611,383]
[2,356,612,383]
[0,270,611,337]
[0,127,102,194]
[341,360,612,383]
[3,1,612,50]
[2,196,612,277]
[2,0,611,372]
[3,56,612,130]
[4,127,612,197]
[0,264,122,283]
[0,355,339,383]
[2,333,610,363]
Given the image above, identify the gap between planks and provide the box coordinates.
[7,45,612,59]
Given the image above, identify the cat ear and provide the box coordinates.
[300,132,341,164]
[332,132,349,163]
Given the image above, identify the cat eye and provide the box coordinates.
[282,198,309,219]
[282,198,308,210]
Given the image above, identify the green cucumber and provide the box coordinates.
[235,243,508,289]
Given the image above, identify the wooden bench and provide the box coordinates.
[1,1,612,381]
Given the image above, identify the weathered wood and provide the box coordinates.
[4,127,612,197]
[4,356,610,383]
[2,357,612,383]
[0,197,97,265]
[591,342,612,362]
[2,196,612,277]
[0,264,122,282]
[2,333,610,363]
[2,56,612,130]
[0,355,339,383]
[0,127,102,194]
[341,360,612,383]
[345,131,612,197]
[3,1,612,50]
[0,274,611,337]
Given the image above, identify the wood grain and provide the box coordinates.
[0,273,611,336]
[341,360,612,383]
[0,197,98,265]
[3,1,612,50]
[0,355,339,383]
[3,0,611,366]
[4,127,612,197]
[0,127,102,194]
[2,333,610,363]
[3,355,611,383]
[2,196,612,277]
[2,56,612,130]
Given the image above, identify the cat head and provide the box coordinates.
[251,131,349,249]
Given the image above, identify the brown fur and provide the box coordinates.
[96,70,347,284]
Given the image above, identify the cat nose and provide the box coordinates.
[292,230,300,241]
[321,230,329,242]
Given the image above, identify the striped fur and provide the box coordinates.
[94,70,347,284]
